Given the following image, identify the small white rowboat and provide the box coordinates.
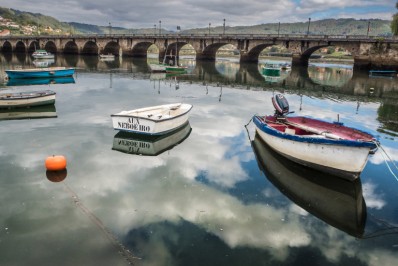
[0,90,56,109]
[111,103,193,135]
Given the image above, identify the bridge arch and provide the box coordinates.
[64,41,79,54]
[301,44,329,62]
[131,42,153,57]
[243,43,277,62]
[197,42,231,61]
[163,41,192,65]
[15,41,26,53]
[82,41,99,55]
[28,41,40,53]
[102,41,120,55]
[2,41,12,53]
[44,41,57,54]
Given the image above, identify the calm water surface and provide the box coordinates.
[0,54,398,266]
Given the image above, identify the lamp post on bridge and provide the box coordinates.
[109,22,112,35]
[154,24,157,35]
[277,22,280,37]
[223,18,226,35]
[159,20,162,35]
[307,17,311,35]
[209,23,211,35]
[367,20,370,37]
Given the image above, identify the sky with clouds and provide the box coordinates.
[0,0,395,30]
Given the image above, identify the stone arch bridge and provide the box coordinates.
[1,34,398,69]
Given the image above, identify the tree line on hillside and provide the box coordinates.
[392,2,398,35]
[0,6,397,36]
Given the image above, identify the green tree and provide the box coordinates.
[392,2,398,35]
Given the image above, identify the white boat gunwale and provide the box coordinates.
[111,104,193,123]
[253,115,377,149]
[0,90,56,101]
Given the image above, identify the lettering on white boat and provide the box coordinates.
[127,117,140,124]
[118,140,151,152]
[117,121,150,132]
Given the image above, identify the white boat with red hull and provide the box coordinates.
[253,94,378,180]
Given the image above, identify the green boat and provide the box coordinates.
[262,62,281,77]
[165,64,187,73]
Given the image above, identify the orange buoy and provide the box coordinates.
[45,155,67,171]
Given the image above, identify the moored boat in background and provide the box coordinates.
[252,94,378,180]
[33,58,55,68]
[261,62,281,76]
[32,49,55,59]
[0,90,56,108]
[5,67,75,79]
[369,70,397,78]
[6,76,75,86]
[99,54,116,60]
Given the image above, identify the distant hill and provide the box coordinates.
[0,6,393,36]
[186,19,392,36]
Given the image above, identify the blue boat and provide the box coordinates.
[5,67,75,79]
[6,76,75,86]
[369,70,397,77]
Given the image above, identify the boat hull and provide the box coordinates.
[369,70,396,77]
[33,55,55,59]
[253,116,374,180]
[149,64,187,73]
[111,103,192,135]
[112,121,192,155]
[165,66,187,73]
[7,77,75,86]
[262,68,280,76]
[5,67,75,79]
[99,54,115,60]
[0,91,56,108]
[252,135,366,237]
[149,64,167,72]
[0,105,57,120]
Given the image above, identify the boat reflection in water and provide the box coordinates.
[33,58,55,68]
[251,134,367,237]
[112,121,192,156]
[6,76,75,87]
[0,104,57,120]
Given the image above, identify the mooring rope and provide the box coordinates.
[244,117,253,142]
[62,183,140,265]
[373,141,398,182]
[361,213,398,239]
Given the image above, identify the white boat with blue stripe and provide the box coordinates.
[253,94,378,180]
[111,103,193,135]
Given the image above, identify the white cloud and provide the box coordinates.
[0,0,392,29]
[362,182,386,209]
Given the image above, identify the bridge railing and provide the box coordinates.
[1,33,398,42]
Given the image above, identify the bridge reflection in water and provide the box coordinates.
[1,53,397,97]
[1,53,397,135]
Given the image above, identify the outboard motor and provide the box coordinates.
[272,94,290,117]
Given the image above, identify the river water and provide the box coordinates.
[0,54,397,266]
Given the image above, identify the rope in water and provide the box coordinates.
[373,141,398,182]
[244,117,253,142]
